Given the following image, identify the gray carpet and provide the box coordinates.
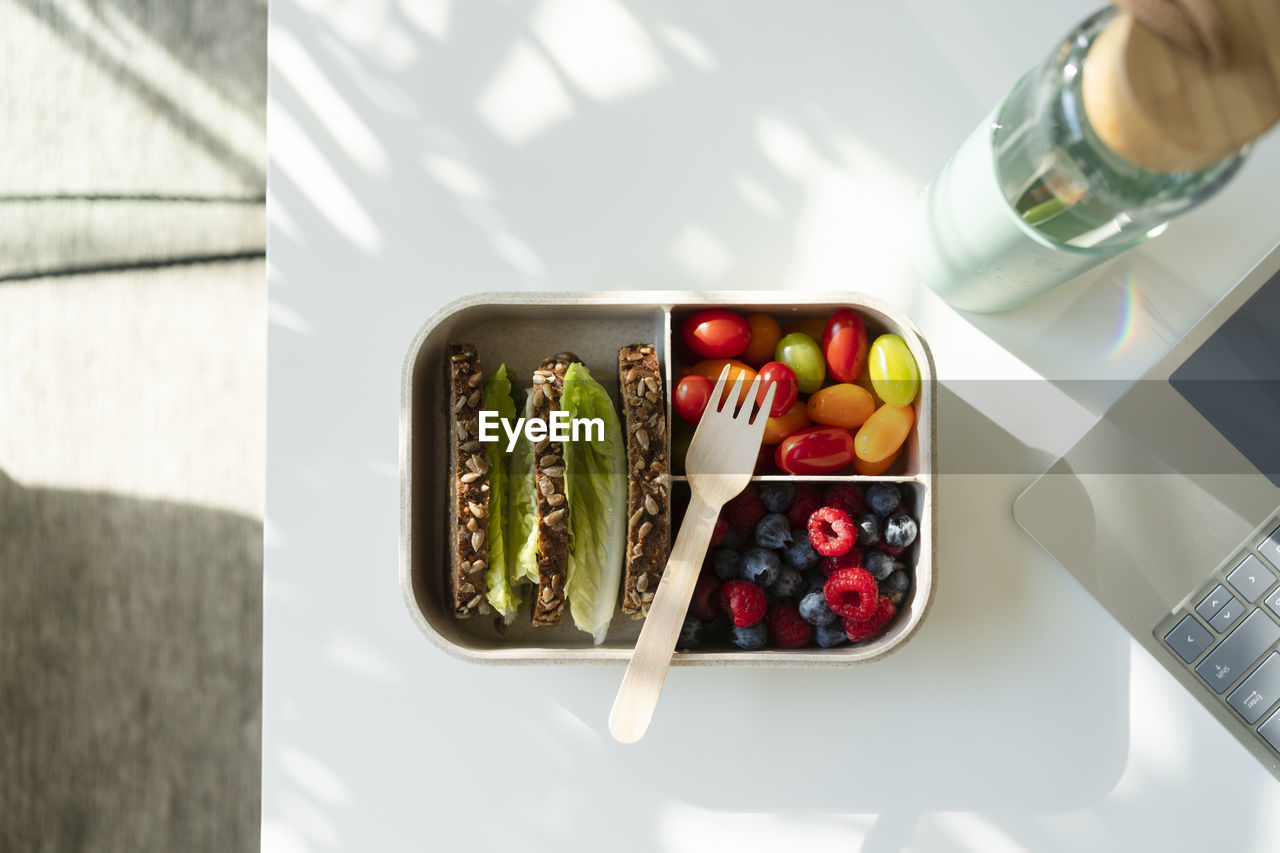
[0,0,265,848]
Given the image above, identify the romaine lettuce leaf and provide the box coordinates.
[510,394,541,588]
[482,364,523,622]
[561,363,626,645]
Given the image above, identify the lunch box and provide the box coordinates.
[400,292,936,665]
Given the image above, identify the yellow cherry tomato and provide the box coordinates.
[762,400,811,445]
[868,334,920,407]
[853,447,901,475]
[854,404,914,463]
[806,383,876,430]
[742,313,783,368]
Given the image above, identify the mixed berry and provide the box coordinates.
[678,481,919,651]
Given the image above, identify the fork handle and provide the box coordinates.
[609,493,721,743]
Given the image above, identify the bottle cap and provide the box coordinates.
[1083,0,1280,173]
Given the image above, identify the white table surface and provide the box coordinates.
[265,1,1280,850]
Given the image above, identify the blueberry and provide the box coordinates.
[767,564,804,602]
[754,513,793,550]
[712,547,742,581]
[882,569,911,595]
[721,527,748,549]
[855,513,883,547]
[884,513,918,549]
[802,569,827,595]
[866,483,902,516]
[730,621,768,650]
[865,549,899,581]
[759,482,795,513]
[677,615,704,650]
[798,590,837,626]
[783,535,819,571]
[703,614,731,639]
[740,547,780,586]
[814,622,848,648]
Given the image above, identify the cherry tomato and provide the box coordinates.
[774,426,857,475]
[854,404,914,463]
[853,447,900,475]
[784,317,828,341]
[806,383,876,429]
[742,313,782,367]
[672,375,713,425]
[762,400,811,445]
[755,361,799,418]
[682,309,750,359]
[822,308,869,383]
[774,333,825,394]
[689,359,756,405]
[868,334,920,407]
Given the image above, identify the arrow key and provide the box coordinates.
[1197,584,1232,622]
[1165,614,1213,664]
[1229,554,1277,603]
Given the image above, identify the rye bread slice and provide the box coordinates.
[618,344,670,617]
[530,352,578,627]
[447,344,489,617]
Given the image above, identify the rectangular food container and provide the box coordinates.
[400,292,936,666]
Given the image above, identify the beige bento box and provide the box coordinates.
[400,292,936,666]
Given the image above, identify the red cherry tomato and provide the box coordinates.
[762,400,811,445]
[682,309,750,359]
[673,375,714,425]
[822,308,869,383]
[754,361,799,418]
[774,426,857,475]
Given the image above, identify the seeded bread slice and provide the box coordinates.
[530,352,579,627]
[619,344,671,618]
[447,344,489,617]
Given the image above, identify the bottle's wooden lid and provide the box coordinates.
[1083,0,1280,173]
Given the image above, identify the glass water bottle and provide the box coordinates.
[912,7,1247,314]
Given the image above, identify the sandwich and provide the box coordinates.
[446,344,490,617]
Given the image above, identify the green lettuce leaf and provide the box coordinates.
[561,363,626,645]
[510,394,541,587]
[482,364,523,623]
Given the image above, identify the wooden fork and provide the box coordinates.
[609,367,775,743]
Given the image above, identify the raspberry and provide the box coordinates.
[785,484,822,528]
[823,568,879,620]
[823,484,868,519]
[807,506,856,556]
[842,595,897,643]
[710,514,729,547]
[691,573,721,621]
[717,579,767,627]
[766,603,813,648]
[820,545,865,576]
[724,485,766,533]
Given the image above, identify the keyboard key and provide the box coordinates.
[1268,587,1280,620]
[1228,653,1280,724]
[1196,584,1232,622]
[1228,554,1278,603]
[1195,611,1280,694]
[1165,614,1214,664]
[1210,596,1244,633]
[1261,708,1280,755]
[1260,525,1280,569]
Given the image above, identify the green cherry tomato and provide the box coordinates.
[774,332,825,394]
[868,334,920,407]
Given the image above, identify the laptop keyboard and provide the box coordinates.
[1160,520,1280,757]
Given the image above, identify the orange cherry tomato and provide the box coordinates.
[854,404,914,463]
[853,447,900,475]
[785,317,828,341]
[806,383,876,430]
[690,359,756,406]
[742,313,782,367]
[762,400,811,445]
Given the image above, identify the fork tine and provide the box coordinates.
[720,370,748,412]
[751,380,776,425]
[736,374,765,420]
[709,365,732,412]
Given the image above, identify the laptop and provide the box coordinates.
[1014,243,1280,780]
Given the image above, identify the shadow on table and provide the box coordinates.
[0,468,262,853]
